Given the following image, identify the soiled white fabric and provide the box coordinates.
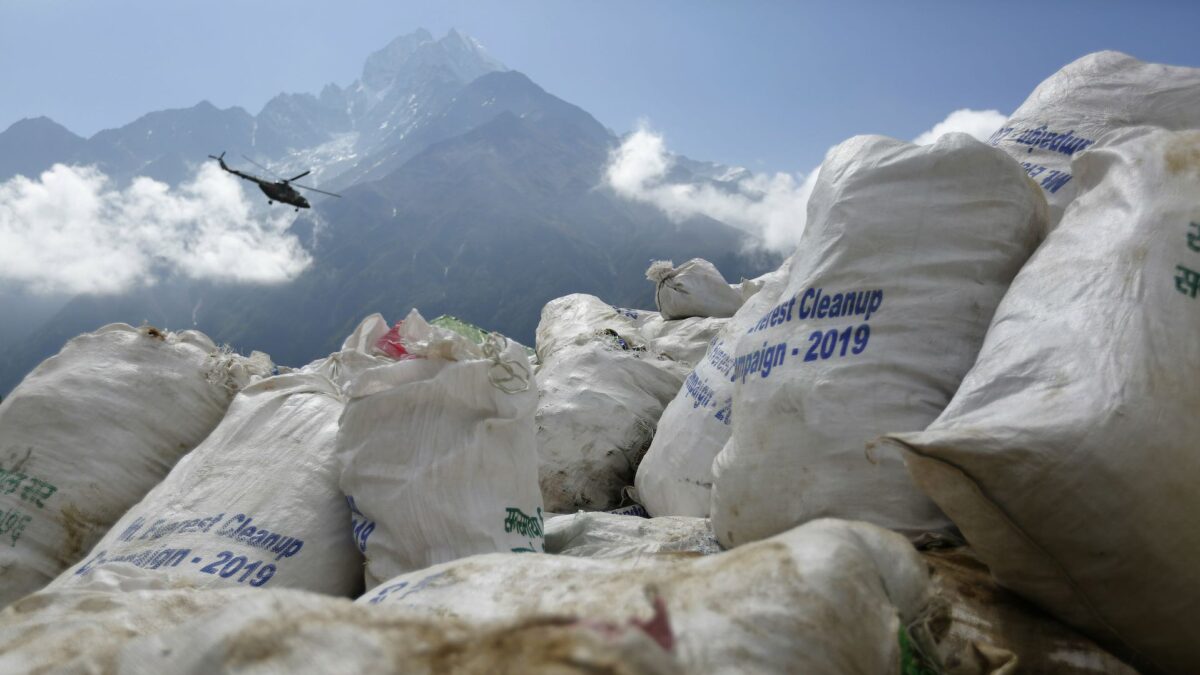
[0,568,255,673]
[536,341,683,512]
[634,262,791,518]
[0,568,680,675]
[920,547,1137,675]
[337,310,544,588]
[118,592,681,675]
[710,133,1046,548]
[990,51,1200,229]
[360,519,932,675]
[886,127,1200,675]
[636,315,728,370]
[646,259,745,320]
[545,512,720,559]
[535,294,649,364]
[50,371,362,597]
[0,324,266,607]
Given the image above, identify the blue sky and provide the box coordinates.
[3,1,1200,173]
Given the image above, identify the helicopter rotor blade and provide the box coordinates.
[240,154,285,180]
[293,183,342,198]
[285,170,312,182]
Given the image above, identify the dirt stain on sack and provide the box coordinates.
[1164,133,1200,175]
[922,547,1137,675]
[57,503,106,567]
[3,447,34,474]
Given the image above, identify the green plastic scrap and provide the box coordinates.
[430,315,536,357]
[900,626,939,675]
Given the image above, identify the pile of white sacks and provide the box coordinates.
[0,50,1197,674]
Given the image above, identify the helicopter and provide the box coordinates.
[207,152,341,210]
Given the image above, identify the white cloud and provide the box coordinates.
[605,109,1009,255]
[913,108,1007,146]
[606,123,817,255]
[0,163,312,295]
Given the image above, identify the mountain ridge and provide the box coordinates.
[0,28,777,394]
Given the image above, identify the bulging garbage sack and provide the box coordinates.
[536,294,650,364]
[545,512,720,559]
[884,127,1200,675]
[50,371,363,597]
[536,340,683,513]
[0,565,254,674]
[360,518,933,675]
[0,324,269,607]
[633,260,792,518]
[118,590,682,675]
[336,309,543,589]
[921,546,1136,675]
[710,133,1046,548]
[0,567,681,675]
[636,315,728,370]
[646,259,745,320]
[990,51,1200,229]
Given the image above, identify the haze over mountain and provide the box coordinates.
[0,29,775,394]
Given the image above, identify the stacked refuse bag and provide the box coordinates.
[1,50,1198,674]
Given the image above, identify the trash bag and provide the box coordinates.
[0,567,681,675]
[920,546,1137,675]
[710,133,1046,547]
[885,127,1200,675]
[120,588,682,675]
[536,340,683,512]
[633,262,792,518]
[0,324,269,607]
[545,511,720,559]
[0,567,256,673]
[360,518,932,675]
[536,294,651,364]
[51,371,363,597]
[336,310,543,589]
[646,259,745,320]
[990,51,1200,229]
[636,315,728,370]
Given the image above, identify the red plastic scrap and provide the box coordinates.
[374,322,411,360]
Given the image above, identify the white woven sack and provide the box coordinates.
[990,51,1200,229]
[920,547,1137,675]
[0,567,255,674]
[633,262,791,518]
[337,309,543,588]
[115,588,682,675]
[545,512,720,559]
[646,258,745,320]
[710,133,1046,548]
[636,315,728,370]
[360,518,931,675]
[536,340,683,512]
[0,323,262,606]
[886,127,1200,675]
[0,566,680,675]
[50,371,362,597]
[535,294,649,364]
